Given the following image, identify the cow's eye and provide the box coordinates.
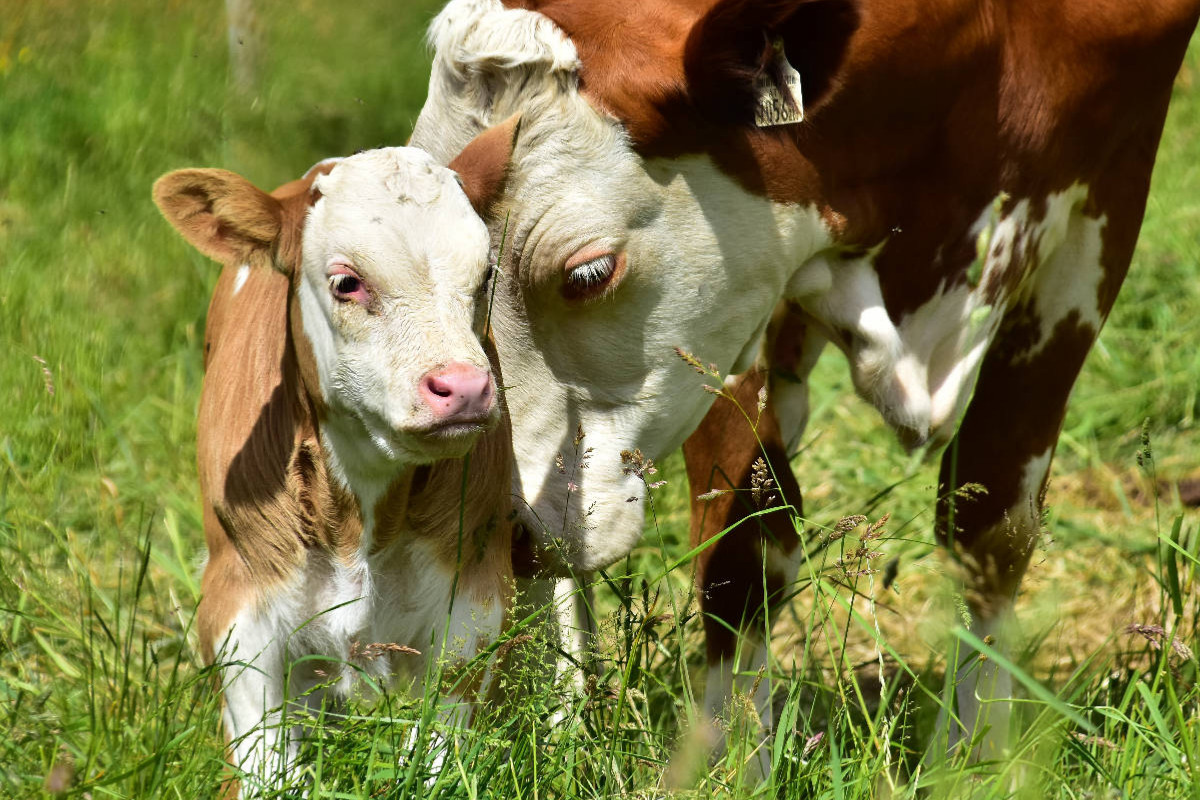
[563,251,624,301]
[328,270,366,303]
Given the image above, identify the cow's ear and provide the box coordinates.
[684,0,860,123]
[448,114,521,217]
[153,169,282,265]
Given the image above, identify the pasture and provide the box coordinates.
[2,0,1200,796]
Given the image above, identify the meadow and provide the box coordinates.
[2,0,1199,797]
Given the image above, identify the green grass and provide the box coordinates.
[2,1,1199,797]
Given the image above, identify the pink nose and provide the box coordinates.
[419,362,494,422]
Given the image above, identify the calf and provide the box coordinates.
[153,134,517,794]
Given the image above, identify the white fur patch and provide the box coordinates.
[308,156,343,174]
[414,0,580,164]
[789,185,1101,450]
[1012,190,1107,362]
[214,535,505,791]
[232,264,251,296]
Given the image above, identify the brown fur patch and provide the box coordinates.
[683,366,802,662]
[510,0,1200,321]
[174,162,355,650]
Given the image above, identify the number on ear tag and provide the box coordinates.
[754,38,805,127]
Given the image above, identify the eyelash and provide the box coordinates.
[564,254,618,299]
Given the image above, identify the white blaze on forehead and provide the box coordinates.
[307,148,490,292]
[316,148,448,204]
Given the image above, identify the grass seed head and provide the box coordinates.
[750,457,775,508]
[1125,623,1194,661]
[32,354,54,396]
[350,641,421,660]
[829,514,867,540]
[861,513,890,541]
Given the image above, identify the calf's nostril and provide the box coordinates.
[425,374,455,398]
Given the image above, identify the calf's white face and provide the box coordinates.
[154,147,500,480]
[296,150,497,474]
[412,1,829,571]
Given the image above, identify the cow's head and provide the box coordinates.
[411,0,859,571]
[154,144,515,481]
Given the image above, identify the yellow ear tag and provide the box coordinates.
[754,38,805,127]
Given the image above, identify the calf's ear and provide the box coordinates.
[152,169,282,265]
[448,114,522,217]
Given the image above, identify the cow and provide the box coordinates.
[409,0,1200,769]
[152,135,518,794]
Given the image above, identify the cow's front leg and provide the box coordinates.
[931,170,1145,761]
[682,365,805,776]
[935,312,1110,760]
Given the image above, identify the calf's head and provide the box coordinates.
[154,144,515,478]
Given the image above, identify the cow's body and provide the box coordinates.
[155,145,515,794]
[411,0,1200,765]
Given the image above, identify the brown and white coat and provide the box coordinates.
[410,0,1200,768]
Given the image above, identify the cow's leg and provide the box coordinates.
[218,616,293,794]
[554,573,597,678]
[683,368,810,774]
[936,341,1072,760]
[682,305,821,774]
[507,573,595,726]
[936,177,1147,758]
[415,578,511,779]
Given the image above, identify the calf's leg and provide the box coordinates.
[199,543,298,797]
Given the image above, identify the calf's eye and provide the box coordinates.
[328,271,366,303]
